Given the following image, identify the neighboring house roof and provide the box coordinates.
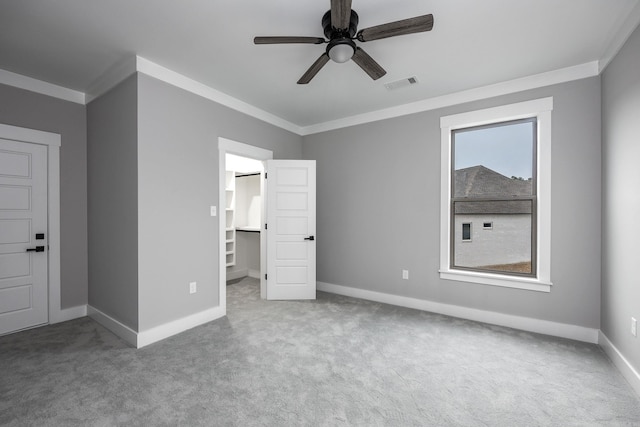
[454,165,532,215]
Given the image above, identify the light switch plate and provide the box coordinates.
[210,206,217,217]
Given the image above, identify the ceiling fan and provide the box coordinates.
[254,0,434,84]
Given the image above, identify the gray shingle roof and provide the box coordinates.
[454,165,532,197]
[454,166,532,215]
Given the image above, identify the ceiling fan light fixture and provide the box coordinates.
[327,38,355,63]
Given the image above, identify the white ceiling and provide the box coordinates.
[1,0,639,129]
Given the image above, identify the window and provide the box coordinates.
[462,223,472,241]
[452,118,536,276]
[439,98,553,292]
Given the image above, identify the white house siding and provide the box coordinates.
[454,214,531,268]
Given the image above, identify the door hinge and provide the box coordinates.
[264,172,267,179]
[265,274,268,280]
[265,223,267,230]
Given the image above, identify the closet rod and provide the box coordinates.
[235,172,261,178]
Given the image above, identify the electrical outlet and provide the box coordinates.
[632,317,637,337]
[189,282,197,294]
[402,270,409,280]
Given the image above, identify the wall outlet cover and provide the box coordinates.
[189,281,197,294]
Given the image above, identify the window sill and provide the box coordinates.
[439,269,552,292]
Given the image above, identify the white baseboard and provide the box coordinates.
[317,282,599,344]
[137,306,225,348]
[88,305,226,349]
[599,331,640,398]
[87,305,138,347]
[227,269,260,281]
[50,304,87,324]
[227,269,249,281]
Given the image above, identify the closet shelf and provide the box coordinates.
[236,226,260,233]
[225,170,236,267]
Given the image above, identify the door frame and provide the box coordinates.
[218,137,272,309]
[0,123,61,324]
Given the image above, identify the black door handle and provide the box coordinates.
[26,246,45,252]
[304,236,315,241]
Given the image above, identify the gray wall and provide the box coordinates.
[0,83,87,309]
[303,77,601,329]
[602,24,640,371]
[87,75,139,330]
[137,74,301,331]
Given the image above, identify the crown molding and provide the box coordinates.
[85,56,138,103]
[599,0,640,73]
[0,55,611,136]
[0,68,85,104]
[299,61,599,135]
[134,56,303,135]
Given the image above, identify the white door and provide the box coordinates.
[0,138,48,335]
[266,160,316,300]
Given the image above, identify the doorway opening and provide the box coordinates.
[218,138,272,311]
[225,154,263,282]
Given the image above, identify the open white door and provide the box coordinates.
[266,160,316,300]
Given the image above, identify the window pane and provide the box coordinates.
[453,120,535,198]
[453,200,532,274]
[462,223,471,240]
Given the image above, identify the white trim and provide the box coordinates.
[0,58,599,136]
[226,269,249,281]
[599,1,640,73]
[301,63,594,135]
[137,306,225,348]
[318,282,599,344]
[47,141,63,323]
[226,269,261,281]
[439,271,551,293]
[0,123,64,327]
[136,57,302,135]
[88,304,226,348]
[439,97,553,291]
[0,123,62,147]
[85,56,137,103]
[0,68,85,104]
[0,59,601,135]
[218,138,272,302]
[87,305,138,347]
[50,304,87,324]
[599,331,640,398]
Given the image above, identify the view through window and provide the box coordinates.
[451,118,537,276]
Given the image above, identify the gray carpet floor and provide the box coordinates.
[1,277,639,426]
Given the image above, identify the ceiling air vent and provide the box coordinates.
[385,76,419,91]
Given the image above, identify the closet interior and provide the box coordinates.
[225,153,263,282]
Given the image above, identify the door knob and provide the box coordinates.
[304,236,315,241]
[26,246,45,252]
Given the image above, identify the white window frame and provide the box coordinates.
[439,98,553,292]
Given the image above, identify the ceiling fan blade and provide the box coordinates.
[357,14,434,42]
[297,53,330,84]
[352,47,386,80]
[330,0,352,30]
[254,36,326,45]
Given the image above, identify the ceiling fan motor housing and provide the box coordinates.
[322,9,359,39]
[322,10,359,62]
